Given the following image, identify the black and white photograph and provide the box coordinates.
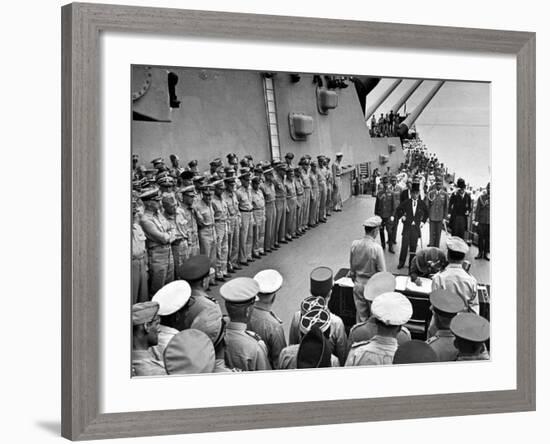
[131,65,491,376]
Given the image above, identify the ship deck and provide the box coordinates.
[208,194,490,339]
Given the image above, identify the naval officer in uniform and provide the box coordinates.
[150,280,192,359]
[349,216,386,322]
[426,289,466,361]
[345,292,413,367]
[347,272,412,354]
[450,313,490,361]
[132,301,166,376]
[140,188,175,296]
[220,277,272,371]
[248,269,287,368]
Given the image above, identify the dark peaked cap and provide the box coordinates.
[297,325,332,368]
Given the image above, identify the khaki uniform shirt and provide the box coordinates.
[212,195,229,222]
[222,190,240,218]
[194,199,216,229]
[132,222,147,259]
[182,289,221,330]
[132,349,167,376]
[300,168,311,189]
[432,264,479,313]
[347,317,411,354]
[262,182,276,204]
[248,307,287,368]
[140,210,172,249]
[349,236,386,280]
[164,208,189,241]
[345,335,398,366]
[236,185,253,211]
[224,321,272,371]
[251,188,266,210]
[426,329,459,362]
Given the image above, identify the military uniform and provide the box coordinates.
[164,207,190,279]
[195,198,217,268]
[347,317,412,354]
[278,344,340,369]
[293,171,304,234]
[309,168,319,225]
[131,221,148,303]
[451,312,490,361]
[325,163,333,217]
[300,166,311,231]
[426,329,459,362]
[140,210,175,296]
[332,156,343,211]
[224,321,272,371]
[374,185,396,250]
[132,349,166,376]
[262,179,276,251]
[211,193,229,278]
[349,217,386,322]
[389,182,402,245]
[273,172,287,244]
[426,187,448,247]
[432,264,479,314]
[287,310,348,366]
[284,175,297,239]
[248,307,287,369]
[345,336,399,366]
[181,205,200,257]
[316,166,327,222]
[181,288,222,330]
[222,184,240,271]
[236,182,254,263]
[251,185,266,256]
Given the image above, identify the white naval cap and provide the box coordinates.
[220,277,260,304]
[152,280,191,316]
[253,269,283,294]
[446,236,469,254]
[371,291,413,326]
[364,271,396,301]
[363,215,382,228]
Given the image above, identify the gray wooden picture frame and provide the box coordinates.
[61,2,536,440]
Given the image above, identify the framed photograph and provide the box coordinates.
[62,2,535,440]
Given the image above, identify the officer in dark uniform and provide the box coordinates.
[448,178,472,240]
[374,175,396,252]
[426,289,466,361]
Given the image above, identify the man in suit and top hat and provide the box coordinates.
[394,181,429,269]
